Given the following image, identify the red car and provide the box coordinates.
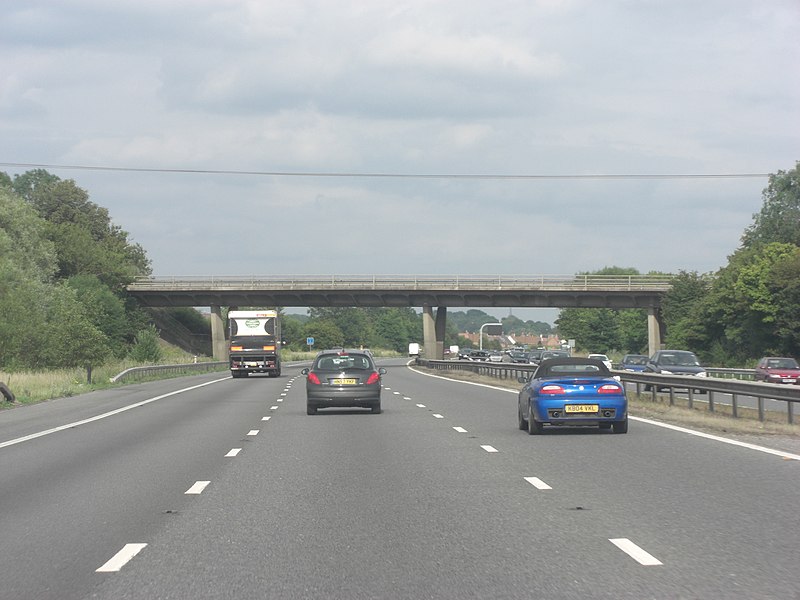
[754,357,800,384]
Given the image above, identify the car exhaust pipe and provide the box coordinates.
[551,411,561,418]
[602,410,612,418]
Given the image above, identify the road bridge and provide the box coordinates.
[127,274,674,359]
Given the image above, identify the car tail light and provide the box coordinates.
[307,372,321,385]
[263,345,275,351]
[230,346,243,351]
[598,384,623,394]
[540,385,565,394]
[365,372,381,385]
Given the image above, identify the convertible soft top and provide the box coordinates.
[534,357,611,378]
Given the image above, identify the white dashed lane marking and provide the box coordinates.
[96,544,147,572]
[247,430,259,436]
[524,477,552,490]
[609,538,663,566]
[481,445,499,453]
[185,481,210,495]
[225,448,242,457]
[433,414,444,419]
[453,427,468,433]
[416,404,426,408]
[261,416,271,421]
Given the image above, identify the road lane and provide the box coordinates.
[0,371,287,600]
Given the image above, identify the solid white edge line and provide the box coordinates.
[407,364,800,461]
[96,543,148,572]
[185,481,211,495]
[0,377,231,450]
[629,416,800,461]
[524,476,552,490]
[609,538,663,566]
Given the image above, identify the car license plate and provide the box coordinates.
[331,378,357,385]
[565,404,599,413]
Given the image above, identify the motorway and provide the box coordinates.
[1,359,798,600]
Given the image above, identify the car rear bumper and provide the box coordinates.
[531,397,628,424]
[306,386,381,408]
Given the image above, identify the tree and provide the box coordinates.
[741,162,800,249]
[661,271,712,350]
[303,320,344,350]
[555,267,647,353]
[129,325,163,363]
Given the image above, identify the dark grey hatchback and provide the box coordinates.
[301,350,386,415]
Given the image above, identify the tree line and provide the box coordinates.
[556,162,800,366]
[3,163,797,370]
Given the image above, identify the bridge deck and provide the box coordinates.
[127,274,674,308]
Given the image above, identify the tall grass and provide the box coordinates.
[0,342,219,407]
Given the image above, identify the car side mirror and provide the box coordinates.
[301,368,309,375]
[379,368,387,375]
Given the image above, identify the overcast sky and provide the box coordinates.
[2,1,798,322]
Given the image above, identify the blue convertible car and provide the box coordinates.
[518,357,628,434]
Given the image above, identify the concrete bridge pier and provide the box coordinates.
[210,305,228,361]
[647,307,664,356]
[422,305,447,360]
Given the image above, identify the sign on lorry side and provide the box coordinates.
[228,310,281,378]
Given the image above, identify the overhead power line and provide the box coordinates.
[0,161,771,180]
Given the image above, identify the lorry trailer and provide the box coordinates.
[228,310,281,377]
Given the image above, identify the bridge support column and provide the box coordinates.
[210,305,228,361]
[647,308,663,357]
[422,305,446,360]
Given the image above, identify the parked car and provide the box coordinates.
[517,357,628,434]
[301,349,386,415]
[754,357,800,384]
[509,351,530,364]
[540,350,571,360]
[587,353,613,370]
[528,349,544,365]
[620,354,648,372]
[464,350,490,361]
[644,350,707,392]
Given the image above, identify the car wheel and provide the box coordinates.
[612,417,628,434]
[307,404,317,415]
[527,406,543,435]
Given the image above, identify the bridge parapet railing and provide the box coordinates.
[129,274,676,291]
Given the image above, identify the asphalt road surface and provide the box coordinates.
[1,359,798,599]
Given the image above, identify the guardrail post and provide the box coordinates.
[788,401,794,425]
[731,393,738,418]
[757,397,765,422]
[684,388,691,409]
[707,390,714,413]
